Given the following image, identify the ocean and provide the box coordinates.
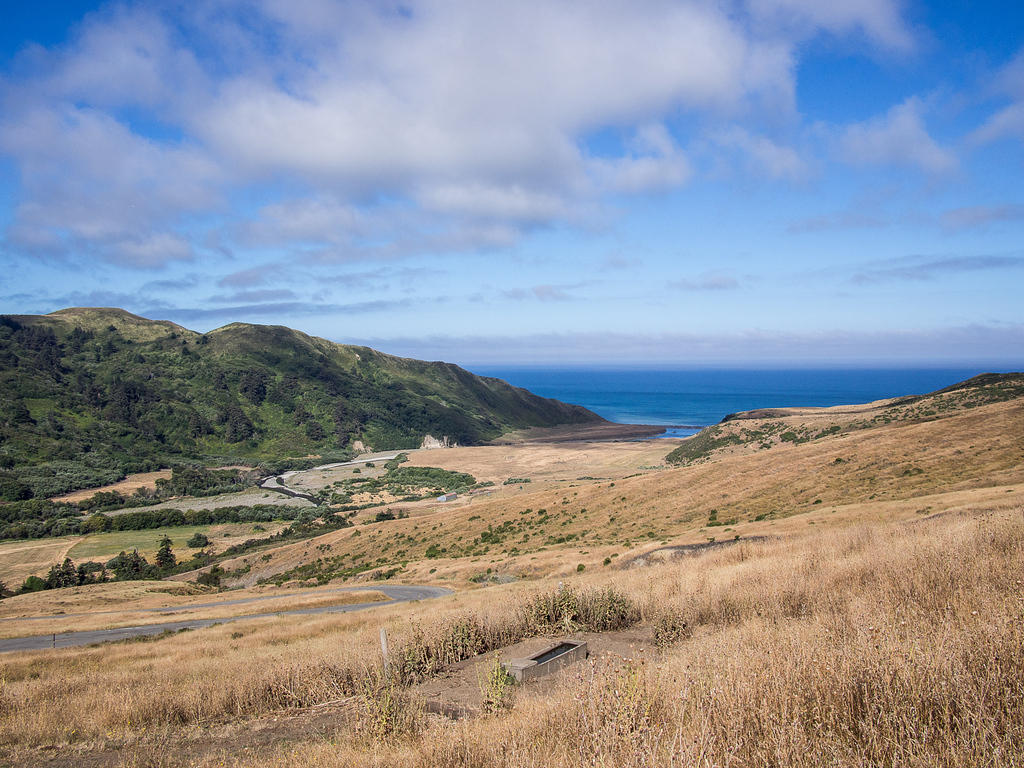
[470,368,996,437]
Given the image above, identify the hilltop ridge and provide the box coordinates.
[0,308,603,497]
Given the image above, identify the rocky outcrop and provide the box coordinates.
[420,434,456,449]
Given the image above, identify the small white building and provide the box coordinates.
[437,492,458,502]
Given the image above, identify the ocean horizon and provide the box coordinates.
[469,367,1010,435]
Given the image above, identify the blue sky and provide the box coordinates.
[1,0,1022,366]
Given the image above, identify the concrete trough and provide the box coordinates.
[503,640,588,682]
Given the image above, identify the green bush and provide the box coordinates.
[20,575,46,592]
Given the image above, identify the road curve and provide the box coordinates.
[261,454,402,501]
[0,584,452,654]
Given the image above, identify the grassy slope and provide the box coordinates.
[667,371,1024,466]
[0,508,1019,767]
[0,308,601,496]
[1,375,1022,766]
[196,374,1024,588]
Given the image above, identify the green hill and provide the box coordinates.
[0,308,602,498]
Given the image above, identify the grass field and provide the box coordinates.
[0,508,1019,766]
[0,536,81,589]
[65,521,288,564]
[50,470,173,503]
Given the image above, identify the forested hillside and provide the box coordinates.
[0,308,601,498]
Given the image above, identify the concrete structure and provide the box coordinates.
[437,492,458,502]
[503,640,588,682]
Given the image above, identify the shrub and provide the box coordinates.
[359,675,422,741]
[652,610,691,647]
[19,575,46,593]
[479,652,515,712]
[196,565,224,588]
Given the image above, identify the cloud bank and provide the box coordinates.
[0,0,919,269]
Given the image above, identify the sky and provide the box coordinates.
[0,0,1022,367]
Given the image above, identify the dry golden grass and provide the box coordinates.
[197,396,1024,589]
[0,536,81,587]
[2,384,1022,766]
[401,440,673,486]
[1,507,1021,768]
[49,470,173,504]
[0,581,388,638]
[0,579,209,618]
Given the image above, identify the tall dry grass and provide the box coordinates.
[230,510,1022,767]
[2,509,1022,767]
[0,580,638,748]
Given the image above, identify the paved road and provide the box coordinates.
[0,584,452,653]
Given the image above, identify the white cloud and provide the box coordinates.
[965,49,1024,146]
[589,124,692,194]
[416,183,571,223]
[670,271,741,291]
[708,126,806,180]
[971,102,1024,145]
[747,0,914,51]
[839,98,956,173]
[0,0,916,267]
[0,105,216,264]
[941,204,1024,231]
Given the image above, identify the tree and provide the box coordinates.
[0,472,32,501]
[223,404,254,442]
[84,512,113,533]
[187,532,210,549]
[107,550,156,580]
[155,536,177,570]
[20,575,46,593]
[239,369,269,405]
[44,558,78,589]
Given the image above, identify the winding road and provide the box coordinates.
[0,584,452,653]
[260,454,402,502]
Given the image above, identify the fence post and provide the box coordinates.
[380,627,390,676]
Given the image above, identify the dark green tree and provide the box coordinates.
[186,532,210,548]
[20,575,46,592]
[44,557,78,589]
[107,550,157,580]
[155,535,176,570]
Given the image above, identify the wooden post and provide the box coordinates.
[52,633,56,649]
[379,627,390,676]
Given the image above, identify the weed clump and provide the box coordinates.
[478,653,516,713]
[358,675,422,742]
